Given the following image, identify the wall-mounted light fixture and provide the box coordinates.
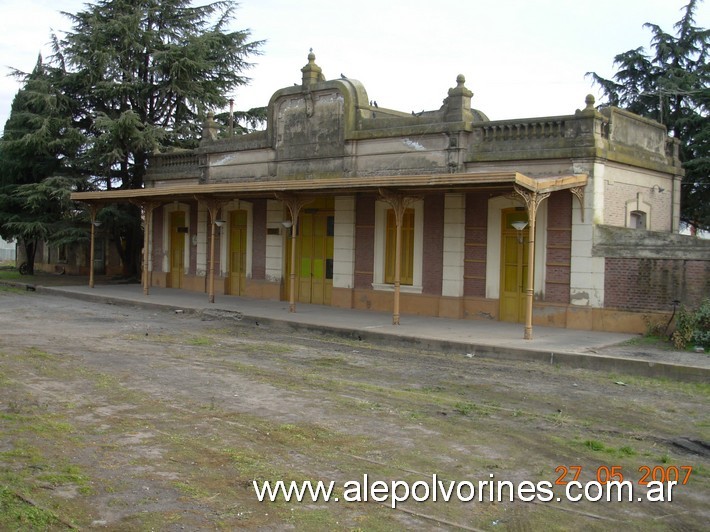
[214,219,226,228]
[281,220,293,229]
[92,220,103,228]
[511,220,528,244]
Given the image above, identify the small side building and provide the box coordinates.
[72,52,710,334]
[0,237,15,262]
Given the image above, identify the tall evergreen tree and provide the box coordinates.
[587,0,710,232]
[0,56,84,274]
[49,0,262,276]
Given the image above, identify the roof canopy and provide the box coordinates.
[71,172,587,204]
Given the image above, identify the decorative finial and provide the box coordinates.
[302,49,323,86]
[447,74,472,99]
[445,74,473,122]
[201,112,219,142]
[585,94,595,110]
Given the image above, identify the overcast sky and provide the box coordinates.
[1,0,707,134]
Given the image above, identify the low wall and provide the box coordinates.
[594,225,710,312]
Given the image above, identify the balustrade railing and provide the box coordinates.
[149,152,200,170]
[481,120,567,141]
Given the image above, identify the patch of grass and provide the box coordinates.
[37,463,88,488]
[26,347,56,360]
[94,372,120,390]
[0,285,26,294]
[547,411,576,426]
[418,385,446,394]
[582,439,638,458]
[0,486,61,530]
[585,439,607,452]
[29,417,74,437]
[607,373,710,397]
[0,269,23,280]
[236,342,292,356]
[0,443,45,466]
[287,507,341,529]
[311,356,346,367]
[691,464,708,478]
[621,335,673,349]
[618,445,637,457]
[174,481,211,498]
[271,422,345,447]
[222,447,280,482]
[453,401,491,417]
[187,336,214,346]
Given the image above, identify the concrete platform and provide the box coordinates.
[6,277,710,382]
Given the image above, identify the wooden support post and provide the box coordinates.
[514,186,550,340]
[276,193,312,313]
[289,219,298,313]
[197,197,229,304]
[89,205,99,288]
[139,202,159,296]
[208,215,217,303]
[378,189,421,325]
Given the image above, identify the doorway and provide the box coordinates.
[285,198,334,306]
[93,237,105,275]
[499,208,529,323]
[228,210,247,296]
[168,211,186,288]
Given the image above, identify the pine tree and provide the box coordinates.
[49,0,263,276]
[0,56,84,274]
[587,0,710,232]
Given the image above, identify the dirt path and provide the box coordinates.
[0,288,708,530]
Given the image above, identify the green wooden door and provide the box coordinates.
[228,210,247,296]
[499,209,529,323]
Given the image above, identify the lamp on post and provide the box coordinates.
[511,220,528,244]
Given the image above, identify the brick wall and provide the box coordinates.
[422,194,444,295]
[605,258,710,311]
[354,195,375,289]
[604,179,672,232]
[545,191,572,303]
[464,193,487,297]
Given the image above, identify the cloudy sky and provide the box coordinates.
[0,0,707,133]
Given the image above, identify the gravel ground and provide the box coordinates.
[0,287,708,530]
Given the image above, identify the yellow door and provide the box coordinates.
[297,213,314,303]
[285,200,334,305]
[499,209,529,323]
[228,210,247,296]
[168,211,186,288]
